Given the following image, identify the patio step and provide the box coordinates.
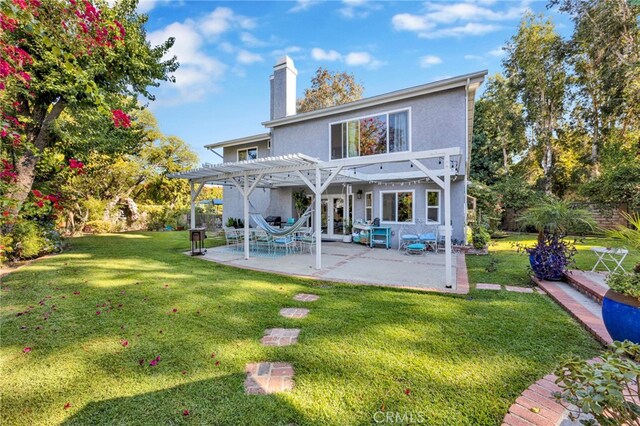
[532,276,612,346]
[563,270,608,304]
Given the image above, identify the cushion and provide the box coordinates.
[401,234,419,240]
[419,233,436,240]
[407,243,426,250]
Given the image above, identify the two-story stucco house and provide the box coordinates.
[173,56,486,287]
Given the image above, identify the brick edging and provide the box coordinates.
[532,276,612,346]
[563,270,607,303]
[502,373,567,426]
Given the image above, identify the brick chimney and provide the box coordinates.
[270,56,297,120]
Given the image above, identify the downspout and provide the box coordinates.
[464,77,470,245]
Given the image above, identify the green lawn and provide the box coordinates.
[1,232,601,425]
[466,233,640,287]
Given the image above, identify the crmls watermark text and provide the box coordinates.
[373,411,428,424]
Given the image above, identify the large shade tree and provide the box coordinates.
[0,0,177,220]
[551,0,640,174]
[296,67,364,113]
[504,13,567,195]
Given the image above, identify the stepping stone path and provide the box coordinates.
[261,328,300,346]
[476,283,542,294]
[279,308,309,318]
[244,293,320,395]
[244,362,295,394]
[292,293,320,302]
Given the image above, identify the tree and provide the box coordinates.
[1,0,177,219]
[477,74,525,177]
[504,13,567,194]
[551,0,640,174]
[296,67,363,113]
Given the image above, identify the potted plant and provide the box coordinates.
[517,199,595,280]
[343,220,352,243]
[553,340,640,425]
[603,212,640,344]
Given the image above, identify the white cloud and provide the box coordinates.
[488,45,506,57]
[464,54,484,61]
[419,55,442,68]
[237,50,263,65]
[137,0,158,13]
[345,51,371,66]
[392,1,530,39]
[420,23,500,39]
[240,32,266,47]
[271,46,303,57]
[392,13,434,31]
[308,48,384,69]
[338,0,382,19]
[311,48,342,61]
[289,0,321,13]
[148,22,226,96]
[344,51,385,69]
[200,7,256,37]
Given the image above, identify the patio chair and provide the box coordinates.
[273,235,297,255]
[436,225,452,253]
[298,231,316,254]
[251,229,273,254]
[418,224,438,252]
[223,227,243,251]
[398,222,420,252]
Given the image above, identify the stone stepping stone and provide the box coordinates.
[293,293,319,302]
[476,283,501,290]
[505,285,534,293]
[261,328,300,346]
[279,308,309,319]
[244,362,294,395]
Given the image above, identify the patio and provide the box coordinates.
[197,241,467,292]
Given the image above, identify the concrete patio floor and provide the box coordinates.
[196,242,467,293]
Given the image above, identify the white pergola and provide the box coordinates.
[171,147,461,288]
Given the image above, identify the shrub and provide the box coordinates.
[522,235,577,280]
[84,220,113,234]
[9,220,62,260]
[554,340,640,426]
[607,271,640,302]
[471,224,490,249]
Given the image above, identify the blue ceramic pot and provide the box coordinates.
[529,253,564,281]
[602,289,640,344]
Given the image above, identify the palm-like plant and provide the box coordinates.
[606,212,640,250]
[517,199,596,280]
[517,199,596,243]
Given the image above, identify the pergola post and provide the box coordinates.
[444,154,453,289]
[314,167,322,270]
[243,176,250,260]
[189,180,205,228]
[190,180,195,229]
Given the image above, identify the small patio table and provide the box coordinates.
[590,246,628,273]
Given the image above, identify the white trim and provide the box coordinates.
[205,133,270,150]
[328,108,411,160]
[263,70,487,128]
[379,189,415,224]
[237,146,258,162]
[426,189,442,224]
[364,191,373,222]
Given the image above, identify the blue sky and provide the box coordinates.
[141,0,572,164]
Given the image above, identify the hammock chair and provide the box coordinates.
[250,204,314,238]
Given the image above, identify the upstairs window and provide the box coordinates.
[330,109,409,160]
[238,147,258,161]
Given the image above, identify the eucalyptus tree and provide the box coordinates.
[504,13,568,194]
[551,0,640,174]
